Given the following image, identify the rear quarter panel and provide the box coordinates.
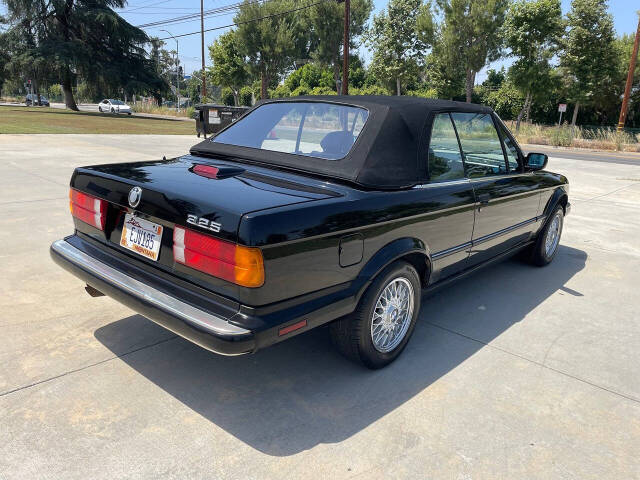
[238,181,477,307]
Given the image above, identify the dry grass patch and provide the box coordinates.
[507,121,640,152]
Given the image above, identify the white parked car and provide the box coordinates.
[98,99,132,115]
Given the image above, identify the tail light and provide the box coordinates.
[173,226,264,288]
[69,189,107,230]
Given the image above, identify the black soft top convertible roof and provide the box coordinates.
[190,95,493,189]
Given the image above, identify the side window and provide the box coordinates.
[451,112,508,178]
[428,113,465,182]
[499,123,520,172]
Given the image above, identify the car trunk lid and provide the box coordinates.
[70,154,339,296]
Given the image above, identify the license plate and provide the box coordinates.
[120,213,163,261]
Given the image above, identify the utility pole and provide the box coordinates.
[201,0,207,103]
[341,0,350,95]
[161,29,179,113]
[617,12,640,132]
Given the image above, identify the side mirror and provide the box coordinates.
[525,152,548,171]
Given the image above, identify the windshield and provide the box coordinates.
[212,102,368,160]
[110,100,124,105]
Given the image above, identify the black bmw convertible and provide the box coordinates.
[51,96,569,369]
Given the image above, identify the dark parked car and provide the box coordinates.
[25,94,50,106]
[50,97,569,369]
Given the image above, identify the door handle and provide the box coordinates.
[477,194,490,211]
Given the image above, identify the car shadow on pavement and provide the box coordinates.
[94,245,587,456]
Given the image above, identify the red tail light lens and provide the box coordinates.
[173,226,264,288]
[69,189,107,230]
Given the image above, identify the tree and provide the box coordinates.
[483,68,506,89]
[304,0,372,92]
[2,0,165,110]
[0,34,9,96]
[0,8,56,104]
[437,0,509,102]
[234,0,305,99]
[503,0,564,129]
[366,0,433,95]
[561,0,618,125]
[208,30,248,106]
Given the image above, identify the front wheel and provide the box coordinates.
[330,261,421,369]
[530,205,564,266]
[98,106,103,112]
[111,108,115,113]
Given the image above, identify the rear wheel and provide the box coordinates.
[111,108,115,113]
[330,261,421,369]
[530,205,564,266]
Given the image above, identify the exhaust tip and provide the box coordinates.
[85,284,105,297]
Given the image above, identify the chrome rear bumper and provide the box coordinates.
[50,239,254,355]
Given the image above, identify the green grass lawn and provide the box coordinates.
[0,106,195,134]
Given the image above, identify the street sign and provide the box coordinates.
[558,103,567,112]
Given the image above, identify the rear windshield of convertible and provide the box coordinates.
[212,102,369,160]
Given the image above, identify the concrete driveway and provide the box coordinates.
[1,135,639,479]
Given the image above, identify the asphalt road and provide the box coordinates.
[1,136,639,479]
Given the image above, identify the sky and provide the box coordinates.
[2,0,638,82]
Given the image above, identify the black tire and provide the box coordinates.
[330,261,421,369]
[111,108,115,113]
[127,112,132,116]
[98,107,103,112]
[530,205,564,266]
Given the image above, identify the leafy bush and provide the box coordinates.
[239,86,254,106]
[477,82,524,120]
[291,85,311,96]
[407,88,438,99]
[351,85,390,96]
[271,84,291,98]
[220,87,234,106]
[309,86,337,96]
[47,84,63,101]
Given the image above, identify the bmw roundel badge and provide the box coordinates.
[128,186,142,208]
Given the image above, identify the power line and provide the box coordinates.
[139,8,244,29]
[156,0,330,40]
[136,2,248,29]
[136,0,274,30]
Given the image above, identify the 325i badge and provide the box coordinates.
[186,214,222,232]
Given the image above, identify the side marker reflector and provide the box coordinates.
[278,320,307,336]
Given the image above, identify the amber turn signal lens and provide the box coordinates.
[234,245,265,288]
